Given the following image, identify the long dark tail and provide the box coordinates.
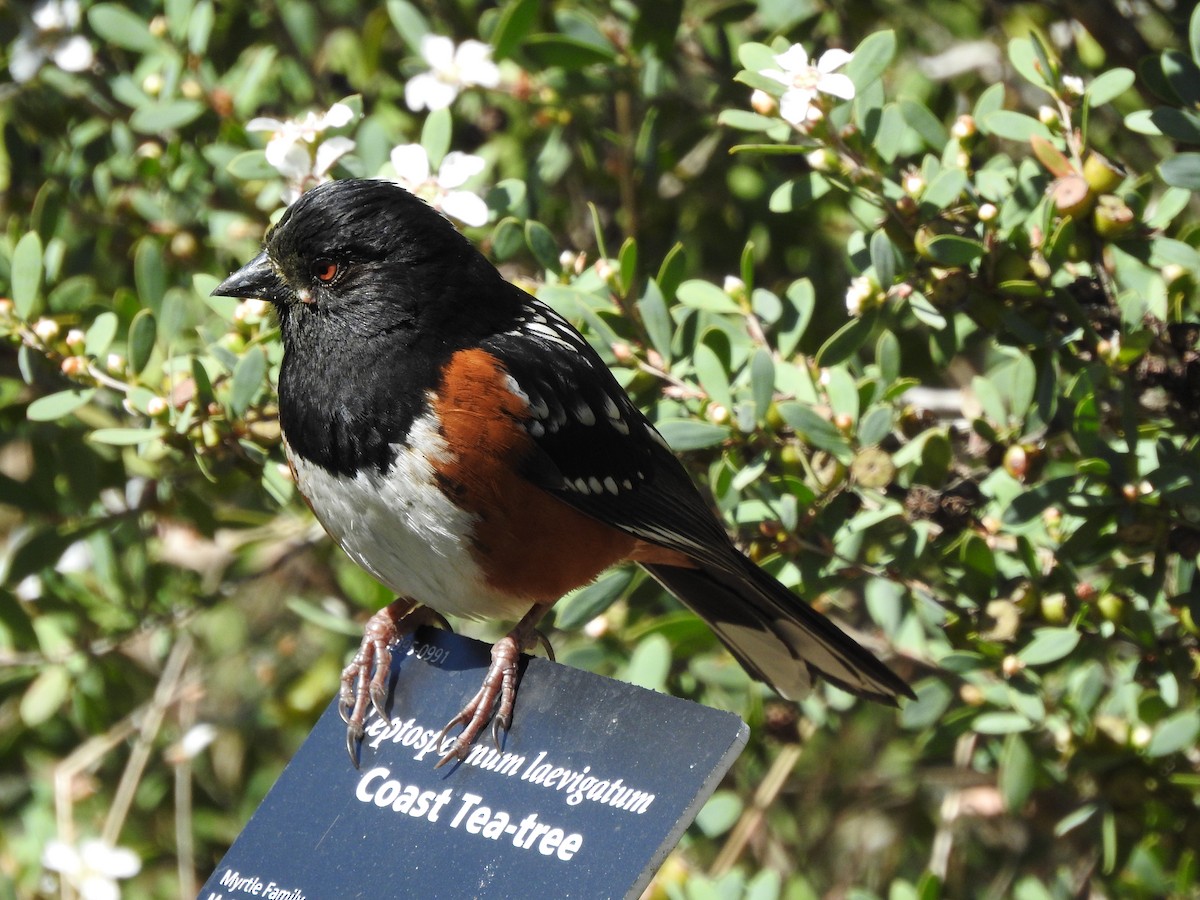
[642,555,913,704]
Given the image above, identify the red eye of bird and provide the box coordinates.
[312,259,339,283]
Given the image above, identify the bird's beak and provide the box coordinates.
[212,251,290,304]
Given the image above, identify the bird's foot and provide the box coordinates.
[340,600,453,767]
[432,604,549,768]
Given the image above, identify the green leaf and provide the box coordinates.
[845,30,895,91]
[817,314,875,366]
[227,150,277,180]
[524,220,561,271]
[676,280,741,314]
[130,100,206,134]
[624,632,670,691]
[858,405,893,447]
[20,665,70,726]
[637,280,672,361]
[128,309,157,375]
[188,0,215,55]
[908,292,946,330]
[870,230,896,286]
[973,82,1006,122]
[491,0,538,60]
[972,712,1033,734]
[999,734,1036,812]
[134,238,165,312]
[229,347,268,417]
[695,791,743,839]
[920,168,968,211]
[1086,68,1135,107]
[717,110,779,132]
[1145,710,1200,757]
[898,98,947,148]
[873,103,910,162]
[88,427,166,446]
[737,42,777,73]
[421,107,452,167]
[900,679,953,730]
[776,402,849,457]
[86,312,119,356]
[1192,2,1200,67]
[656,243,686,300]
[556,567,635,630]
[619,237,638,295]
[26,389,96,422]
[386,0,429,52]
[654,419,729,450]
[1162,49,1200,107]
[1018,627,1081,666]
[1008,37,1051,90]
[779,279,815,357]
[11,231,43,319]
[88,4,160,53]
[523,34,615,69]
[925,235,984,266]
[693,341,732,409]
[982,110,1053,142]
[768,173,831,212]
[748,348,774,421]
[1160,153,1200,190]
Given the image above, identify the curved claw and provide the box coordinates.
[533,629,556,662]
[425,604,551,768]
[345,722,364,767]
[340,599,419,767]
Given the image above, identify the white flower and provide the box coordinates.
[10,0,94,82]
[246,103,356,202]
[761,45,855,126]
[405,35,500,112]
[388,144,489,227]
[845,274,881,317]
[43,838,141,900]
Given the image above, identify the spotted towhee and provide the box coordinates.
[214,178,913,767]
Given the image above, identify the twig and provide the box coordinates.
[102,633,193,845]
[709,740,805,877]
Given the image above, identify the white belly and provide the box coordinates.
[286,413,531,621]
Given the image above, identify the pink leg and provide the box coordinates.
[340,600,452,765]
[433,604,550,769]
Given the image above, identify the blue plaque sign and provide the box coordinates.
[200,626,749,899]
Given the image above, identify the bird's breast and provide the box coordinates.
[284,411,531,621]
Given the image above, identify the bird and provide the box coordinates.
[213,177,913,767]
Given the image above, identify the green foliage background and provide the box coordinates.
[2,1,1199,897]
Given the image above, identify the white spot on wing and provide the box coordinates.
[574,402,596,426]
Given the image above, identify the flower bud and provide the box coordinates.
[60,356,86,376]
[146,396,168,417]
[951,114,977,140]
[977,202,998,222]
[33,318,60,341]
[65,328,86,350]
[805,148,837,172]
[1038,105,1060,127]
[902,172,926,196]
[750,89,777,116]
[706,403,730,425]
[1001,655,1025,678]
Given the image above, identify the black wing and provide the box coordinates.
[482,293,913,703]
